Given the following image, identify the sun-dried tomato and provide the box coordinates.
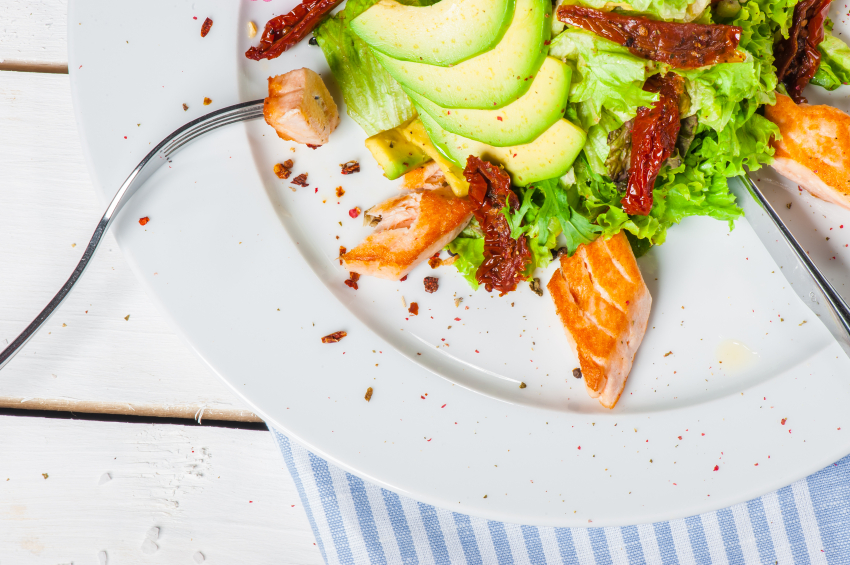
[557,5,742,69]
[344,272,360,290]
[464,156,531,296]
[622,74,684,216]
[245,0,343,61]
[774,0,833,103]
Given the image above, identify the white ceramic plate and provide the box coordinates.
[68,0,850,526]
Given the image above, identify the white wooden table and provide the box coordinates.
[0,2,323,561]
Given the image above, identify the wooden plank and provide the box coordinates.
[0,415,323,563]
[0,0,68,70]
[0,70,258,421]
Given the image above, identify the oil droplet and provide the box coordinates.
[716,340,759,371]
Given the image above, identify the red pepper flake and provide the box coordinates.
[454,318,461,321]
[423,276,439,293]
[139,216,150,226]
[245,0,344,61]
[344,272,360,290]
[475,350,479,353]
[577,446,581,450]
[200,17,213,37]
[321,330,347,343]
[421,395,426,399]
[754,463,759,466]
[292,173,309,187]
[193,16,198,20]
[340,160,360,175]
[427,438,432,442]
[399,275,408,282]
[713,465,720,471]
[408,302,419,316]
[349,207,361,218]
[496,116,503,121]
[441,404,446,408]
[781,418,787,425]
[678,436,682,440]
[701,433,705,436]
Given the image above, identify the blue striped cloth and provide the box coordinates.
[272,430,850,564]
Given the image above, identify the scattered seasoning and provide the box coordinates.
[364,387,373,402]
[483,494,488,499]
[139,216,150,226]
[338,246,346,266]
[292,173,309,187]
[399,275,408,282]
[781,418,787,425]
[200,17,213,37]
[572,367,582,379]
[309,36,319,45]
[340,160,360,175]
[713,465,720,471]
[408,302,419,316]
[203,97,212,106]
[529,278,543,296]
[454,297,463,307]
[335,186,345,198]
[424,276,439,293]
[664,351,673,357]
[349,206,361,218]
[306,144,321,150]
[321,331,347,343]
[274,160,293,179]
[124,315,130,321]
[247,21,258,38]
[344,272,360,290]
[42,473,49,479]
[182,103,189,111]
[519,381,527,389]
[428,253,442,269]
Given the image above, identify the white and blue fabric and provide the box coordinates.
[272,430,850,564]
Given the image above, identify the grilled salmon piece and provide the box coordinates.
[342,188,475,280]
[401,161,449,191]
[765,93,850,211]
[264,68,339,146]
[547,231,651,408]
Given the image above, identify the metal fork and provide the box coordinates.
[0,99,264,371]
[730,175,850,359]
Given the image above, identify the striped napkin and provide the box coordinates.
[272,430,850,564]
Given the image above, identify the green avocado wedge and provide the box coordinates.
[373,0,549,109]
[406,57,570,147]
[351,0,515,67]
[418,110,587,187]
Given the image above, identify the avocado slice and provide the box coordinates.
[373,0,549,110]
[364,120,430,180]
[400,120,470,196]
[351,0,515,67]
[418,111,587,187]
[406,57,570,147]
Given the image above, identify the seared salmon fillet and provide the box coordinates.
[765,93,850,211]
[342,187,475,280]
[547,231,651,408]
[401,161,449,191]
[264,68,339,146]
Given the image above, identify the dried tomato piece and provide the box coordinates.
[557,5,742,69]
[774,0,833,103]
[344,272,360,290]
[200,17,213,38]
[622,74,684,216]
[464,156,532,296]
[245,0,344,61]
[321,330,347,343]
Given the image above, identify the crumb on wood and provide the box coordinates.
[365,387,373,402]
[321,331,347,343]
[424,276,439,293]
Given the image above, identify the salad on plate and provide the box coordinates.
[246,0,850,408]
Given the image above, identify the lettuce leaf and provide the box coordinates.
[446,237,484,290]
[812,31,850,90]
[314,0,435,136]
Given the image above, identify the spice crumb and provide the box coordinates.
[247,21,258,38]
[344,272,360,290]
[454,297,463,307]
[335,186,345,198]
[408,302,419,316]
[519,382,527,389]
[200,17,213,37]
[203,97,212,106]
[364,387,373,402]
[529,278,543,296]
[572,367,582,379]
[664,351,673,357]
[321,331,347,343]
[274,161,293,179]
[123,315,130,321]
[182,103,189,111]
[139,216,150,226]
[340,160,360,175]
[424,276,439,293]
[42,473,49,479]
[292,173,309,187]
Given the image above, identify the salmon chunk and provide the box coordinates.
[401,161,448,191]
[264,68,339,146]
[342,188,475,280]
[547,232,651,409]
[765,93,850,211]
